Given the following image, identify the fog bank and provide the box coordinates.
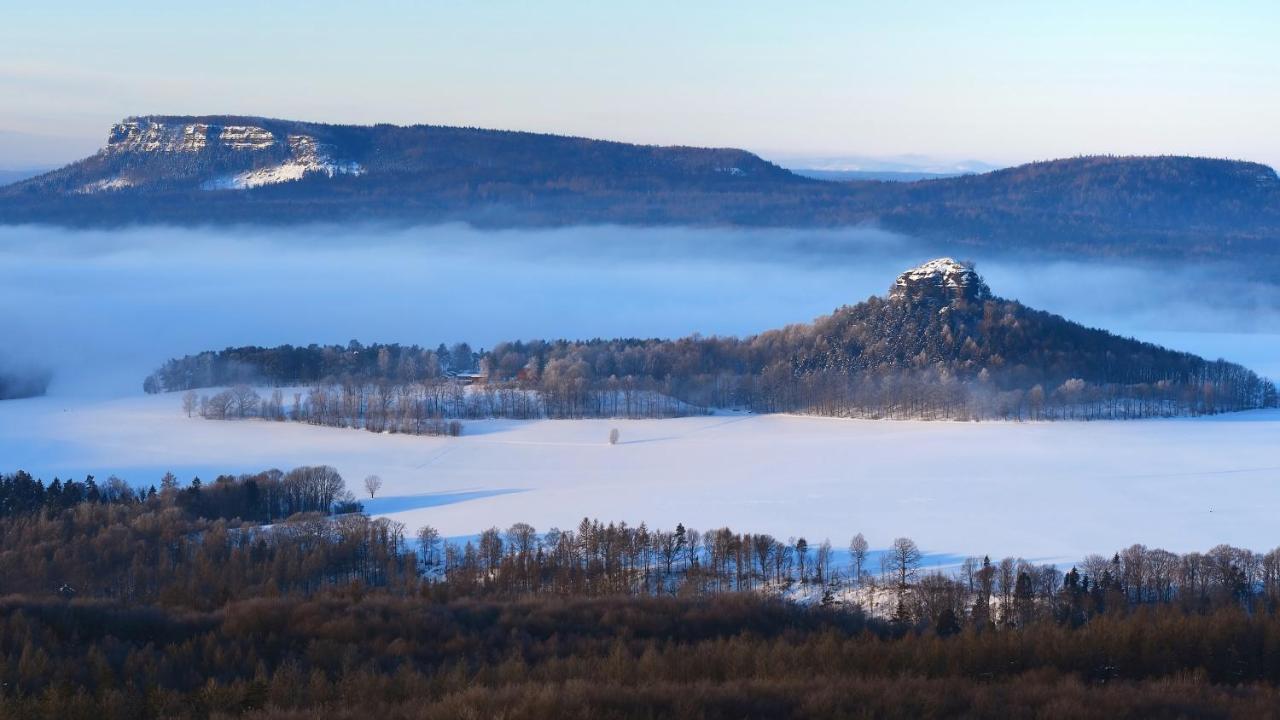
[1,223,1277,397]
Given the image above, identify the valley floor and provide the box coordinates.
[1,390,1278,564]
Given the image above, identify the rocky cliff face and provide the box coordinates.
[106,119,278,154]
[890,258,992,306]
[67,117,363,192]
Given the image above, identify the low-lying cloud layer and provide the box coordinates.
[1,222,1277,397]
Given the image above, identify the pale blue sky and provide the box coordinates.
[2,1,1278,168]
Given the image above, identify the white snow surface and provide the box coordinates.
[203,134,362,189]
[1,390,1278,565]
[899,257,970,282]
[77,177,134,193]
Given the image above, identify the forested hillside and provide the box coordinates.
[145,259,1277,421]
[4,466,1280,717]
[3,116,1279,263]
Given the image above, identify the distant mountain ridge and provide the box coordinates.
[3,115,1280,264]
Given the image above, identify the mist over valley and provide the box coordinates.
[3,223,1277,398]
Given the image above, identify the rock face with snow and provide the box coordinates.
[106,118,278,155]
[202,134,363,190]
[106,119,283,159]
[16,116,366,195]
[890,258,992,306]
[107,120,215,153]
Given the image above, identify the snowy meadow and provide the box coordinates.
[1,390,1278,565]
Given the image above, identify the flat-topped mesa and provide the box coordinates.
[890,258,992,306]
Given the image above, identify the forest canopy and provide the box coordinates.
[4,465,1280,718]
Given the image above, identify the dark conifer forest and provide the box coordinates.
[3,467,1280,718]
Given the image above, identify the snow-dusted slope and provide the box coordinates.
[65,117,365,193]
[202,135,363,190]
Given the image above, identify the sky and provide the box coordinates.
[2,1,1279,170]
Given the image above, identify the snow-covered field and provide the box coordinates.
[2,390,1277,565]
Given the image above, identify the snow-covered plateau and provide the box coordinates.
[1,389,1277,566]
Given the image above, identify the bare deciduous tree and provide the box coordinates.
[417,525,441,573]
[229,384,260,418]
[815,539,833,585]
[793,537,809,584]
[181,390,197,418]
[281,465,346,514]
[891,537,922,592]
[264,388,285,421]
[849,533,869,587]
[203,390,235,419]
[363,474,383,499]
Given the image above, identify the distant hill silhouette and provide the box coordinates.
[3,116,1280,263]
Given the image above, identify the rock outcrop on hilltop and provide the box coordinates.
[106,119,276,153]
[890,258,992,306]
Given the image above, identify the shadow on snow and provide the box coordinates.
[363,488,527,515]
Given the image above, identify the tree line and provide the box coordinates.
[187,383,467,436]
[189,380,700,432]
[424,519,1280,633]
[0,466,363,526]
[4,468,1280,625]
